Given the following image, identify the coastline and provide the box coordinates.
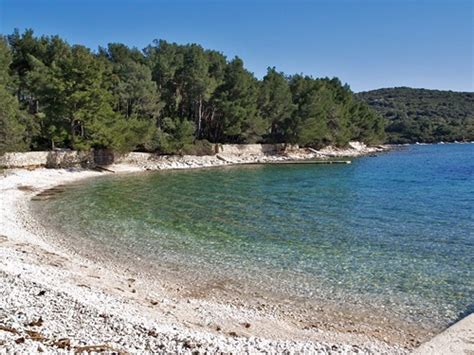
[0,144,427,354]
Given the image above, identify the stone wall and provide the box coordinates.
[115,152,158,165]
[0,152,49,168]
[217,143,298,156]
[0,144,300,169]
[0,151,93,168]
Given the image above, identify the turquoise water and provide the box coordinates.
[33,144,473,330]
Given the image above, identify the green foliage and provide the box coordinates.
[286,76,385,147]
[145,40,229,142]
[259,67,295,142]
[211,57,265,143]
[7,31,155,152]
[2,29,401,155]
[181,139,214,156]
[26,44,117,149]
[81,114,157,153]
[357,87,474,143]
[156,117,195,154]
[0,84,31,154]
[348,101,385,144]
[0,37,34,154]
[287,76,329,146]
[100,43,162,120]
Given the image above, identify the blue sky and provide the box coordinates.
[1,0,472,92]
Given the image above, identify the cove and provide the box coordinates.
[32,144,474,333]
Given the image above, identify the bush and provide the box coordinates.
[181,140,215,156]
[155,117,196,154]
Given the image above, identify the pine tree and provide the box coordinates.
[0,37,32,154]
[258,67,295,142]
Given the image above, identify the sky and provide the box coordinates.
[0,0,472,92]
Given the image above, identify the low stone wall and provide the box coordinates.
[0,151,94,169]
[217,143,298,156]
[0,144,300,169]
[0,150,161,168]
[115,152,159,165]
[0,152,49,168]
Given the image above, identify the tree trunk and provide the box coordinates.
[70,118,75,147]
[197,96,203,138]
[211,109,218,141]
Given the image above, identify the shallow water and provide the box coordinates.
[32,144,474,331]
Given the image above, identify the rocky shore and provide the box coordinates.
[0,142,388,170]
[0,143,419,354]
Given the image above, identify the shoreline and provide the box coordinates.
[0,144,446,354]
[0,142,389,170]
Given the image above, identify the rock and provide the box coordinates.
[0,325,19,334]
[25,330,44,341]
[54,338,71,349]
[27,317,43,327]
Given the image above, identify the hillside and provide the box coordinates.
[357,87,474,143]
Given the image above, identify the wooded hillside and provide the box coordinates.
[357,87,474,143]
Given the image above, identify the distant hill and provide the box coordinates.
[357,87,474,143]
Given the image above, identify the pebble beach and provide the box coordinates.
[0,145,443,354]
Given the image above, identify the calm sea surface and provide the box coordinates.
[32,144,474,330]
